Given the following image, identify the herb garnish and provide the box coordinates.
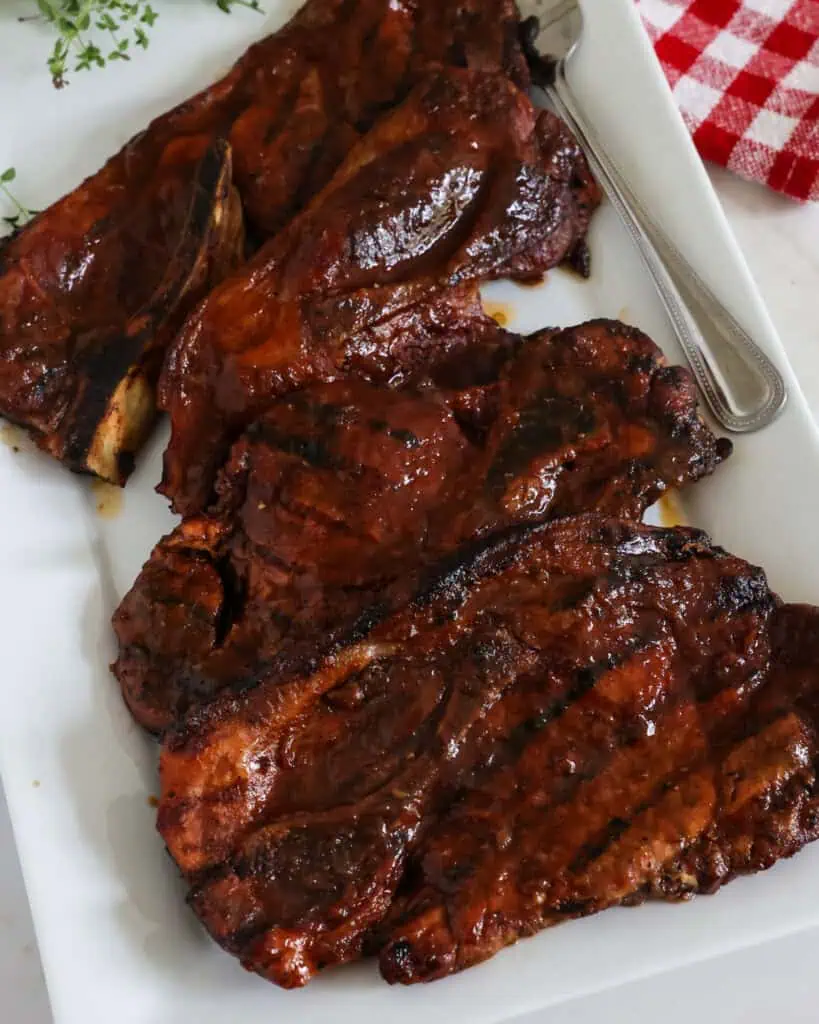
[26,2,262,88]
[0,169,37,234]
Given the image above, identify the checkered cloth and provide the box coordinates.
[636,0,819,201]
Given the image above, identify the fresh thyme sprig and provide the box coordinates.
[0,169,37,235]
[33,2,159,88]
[27,1,263,89]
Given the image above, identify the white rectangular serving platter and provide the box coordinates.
[1,1,819,1022]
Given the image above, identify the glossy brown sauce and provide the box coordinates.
[158,69,601,516]
[118,324,727,735]
[156,512,819,990]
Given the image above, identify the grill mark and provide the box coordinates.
[391,425,422,448]
[443,635,675,842]
[270,487,367,537]
[569,780,677,875]
[497,635,656,765]
[546,577,597,613]
[568,705,810,885]
[486,395,596,496]
[237,539,293,578]
[398,637,689,904]
[509,706,700,880]
[279,395,355,431]
[252,425,345,470]
[386,722,691,957]
[411,520,554,611]
[366,418,421,448]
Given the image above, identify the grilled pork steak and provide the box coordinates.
[0,0,535,480]
[378,596,819,984]
[114,319,727,733]
[0,140,243,483]
[158,68,600,515]
[157,514,819,988]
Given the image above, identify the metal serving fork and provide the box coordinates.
[519,0,787,432]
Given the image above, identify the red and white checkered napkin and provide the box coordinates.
[636,0,819,201]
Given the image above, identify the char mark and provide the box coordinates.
[486,395,595,495]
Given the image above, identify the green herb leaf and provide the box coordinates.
[0,169,36,238]
[24,1,264,88]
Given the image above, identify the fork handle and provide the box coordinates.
[544,70,787,433]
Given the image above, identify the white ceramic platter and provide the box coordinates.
[1,1,819,1022]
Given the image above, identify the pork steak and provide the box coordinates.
[0,0,536,481]
[156,514,819,988]
[114,319,728,732]
[158,68,600,514]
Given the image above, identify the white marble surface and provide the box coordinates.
[0,168,817,1023]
